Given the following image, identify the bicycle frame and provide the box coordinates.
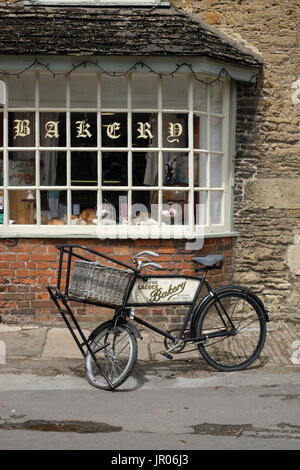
[47,244,232,387]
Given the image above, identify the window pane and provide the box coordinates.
[194,114,207,150]
[40,151,66,186]
[193,79,208,112]
[0,112,3,146]
[40,112,66,147]
[210,154,222,188]
[39,74,66,108]
[132,113,158,148]
[101,191,127,224]
[163,152,189,186]
[9,112,35,147]
[102,152,127,186]
[133,152,158,186]
[41,190,67,224]
[162,75,188,109]
[71,73,97,108]
[102,113,127,148]
[210,191,223,224]
[162,190,188,225]
[0,152,3,186]
[101,75,127,108]
[132,75,158,109]
[8,74,35,107]
[71,112,97,147]
[194,153,207,188]
[210,117,222,152]
[131,190,159,226]
[194,191,207,225]
[0,183,3,224]
[210,80,223,114]
[71,152,98,186]
[71,191,97,224]
[8,152,35,186]
[163,113,188,148]
[132,190,159,225]
[9,189,36,224]
[0,80,5,107]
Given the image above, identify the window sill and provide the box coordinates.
[0,224,238,239]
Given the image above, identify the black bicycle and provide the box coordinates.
[48,245,269,391]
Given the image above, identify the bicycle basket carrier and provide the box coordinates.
[47,244,139,391]
[69,260,133,307]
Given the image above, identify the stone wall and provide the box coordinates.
[172,0,300,321]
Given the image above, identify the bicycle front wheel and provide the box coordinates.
[85,323,137,390]
[196,290,267,372]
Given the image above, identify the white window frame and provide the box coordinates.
[24,1,170,6]
[0,63,236,239]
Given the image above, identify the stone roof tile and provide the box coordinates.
[0,4,262,67]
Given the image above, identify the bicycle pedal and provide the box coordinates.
[160,351,173,360]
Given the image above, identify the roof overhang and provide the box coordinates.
[0,4,262,76]
[0,55,259,84]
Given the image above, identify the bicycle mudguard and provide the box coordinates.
[219,285,270,321]
[190,284,269,336]
[88,319,142,342]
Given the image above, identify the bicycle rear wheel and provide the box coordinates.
[85,322,137,390]
[196,290,267,372]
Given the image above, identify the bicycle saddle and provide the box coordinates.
[192,254,224,268]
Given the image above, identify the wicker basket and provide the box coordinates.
[69,260,134,306]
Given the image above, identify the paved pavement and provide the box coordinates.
[0,318,299,380]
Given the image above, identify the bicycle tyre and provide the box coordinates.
[195,290,267,372]
[85,322,138,390]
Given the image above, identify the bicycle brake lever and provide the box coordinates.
[142,262,163,270]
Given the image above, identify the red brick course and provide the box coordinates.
[0,237,234,327]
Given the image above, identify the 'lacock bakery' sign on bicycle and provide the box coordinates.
[128,277,200,304]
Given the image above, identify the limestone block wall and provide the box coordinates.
[174,0,300,320]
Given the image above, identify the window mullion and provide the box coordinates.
[207,83,211,226]
[222,79,230,230]
[35,72,41,226]
[66,74,71,225]
[127,73,132,225]
[3,76,8,226]
[97,72,102,220]
[188,73,194,229]
[157,75,162,227]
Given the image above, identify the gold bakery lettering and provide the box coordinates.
[103,122,121,139]
[167,122,183,143]
[149,281,187,302]
[137,122,153,140]
[13,119,31,139]
[45,120,59,139]
[76,120,92,138]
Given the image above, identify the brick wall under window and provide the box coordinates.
[0,237,234,328]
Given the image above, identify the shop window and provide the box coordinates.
[0,71,229,236]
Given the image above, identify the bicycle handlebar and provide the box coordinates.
[132,251,162,271]
[133,250,159,259]
[142,262,163,270]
